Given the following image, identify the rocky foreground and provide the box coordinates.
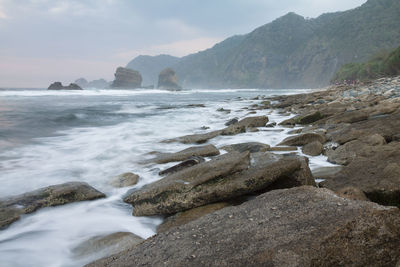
[84,76,400,266]
[2,76,400,266]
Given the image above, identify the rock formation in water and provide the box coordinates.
[157,68,182,90]
[111,67,142,88]
[75,78,110,89]
[48,82,82,90]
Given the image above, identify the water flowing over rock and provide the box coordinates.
[87,187,400,267]
[111,67,142,88]
[157,68,182,90]
[72,232,143,261]
[109,172,139,188]
[0,182,105,229]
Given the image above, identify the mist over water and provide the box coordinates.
[0,88,333,266]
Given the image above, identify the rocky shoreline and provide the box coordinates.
[1,76,400,265]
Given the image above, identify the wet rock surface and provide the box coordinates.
[72,232,143,260]
[87,187,400,267]
[109,173,139,188]
[0,182,105,229]
[150,144,219,164]
[124,152,314,216]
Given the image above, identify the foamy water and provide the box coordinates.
[0,88,335,266]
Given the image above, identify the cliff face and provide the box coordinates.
[128,0,400,89]
[111,67,142,89]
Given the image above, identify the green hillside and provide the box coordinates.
[128,0,400,89]
[331,45,400,83]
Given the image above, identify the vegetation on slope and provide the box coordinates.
[331,45,400,83]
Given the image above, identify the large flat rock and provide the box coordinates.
[321,141,400,207]
[88,187,400,267]
[152,144,219,164]
[124,152,314,216]
[0,182,105,229]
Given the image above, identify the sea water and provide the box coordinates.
[0,88,335,266]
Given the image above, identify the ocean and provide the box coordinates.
[0,88,334,266]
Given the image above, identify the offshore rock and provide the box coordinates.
[48,82,82,90]
[157,68,182,90]
[0,182,105,229]
[111,67,142,88]
[88,187,400,267]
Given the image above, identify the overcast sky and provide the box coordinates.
[0,0,367,87]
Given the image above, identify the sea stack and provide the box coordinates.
[111,67,142,88]
[48,82,82,90]
[157,68,182,90]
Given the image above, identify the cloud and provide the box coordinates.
[0,1,7,19]
[114,36,223,60]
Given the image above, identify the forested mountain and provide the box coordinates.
[128,0,400,88]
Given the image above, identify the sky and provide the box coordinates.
[0,0,367,88]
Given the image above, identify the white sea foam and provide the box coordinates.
[0,88,336,266]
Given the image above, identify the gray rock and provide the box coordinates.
[109,173,139,188]
[157,202,230,233]
[301,141,323,156]
[157,68,182,90]
[151,145,219,164]
[0,182,105,229]
[159,157,205,176]
[321,141,400,207]
[87,187,400,267]
[225,118,239,126]
[72,232,143,260]
[111,67,142,88]
[48,82,82,90]
[278,132,326,146]
[124,152,314,216]
[221,142,270,153]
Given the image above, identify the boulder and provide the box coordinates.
[157,202,230,233]
[151,145,219,164]
[268,146,298,152]
[124,152,314,216]
[224,118,238,126]
[236,116,268,128]
[321,142,400,207]
[109,173,139,188]
[293,111,324,124]
[124,152,251,216]
[167,116,268,144]
[167,130,221,144]
[111,67,142,88]
[325,110,369,124]
[0,182,105,229]
[301,141,323,156]
[327,112,400,145]
[221,142,270,153]
[278,132,326,146]
[48,82,82,90]
[157,68,182,90]
[326,140,376,165]
[87,187,400,267]
[159,157,205,176]
[72,232,143,260]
